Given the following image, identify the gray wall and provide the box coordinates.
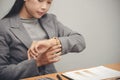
[0,0,120,72]
[0,0,15,19]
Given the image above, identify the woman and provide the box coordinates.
[0,0,86,80]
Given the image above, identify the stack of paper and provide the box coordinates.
[62,66,120,80]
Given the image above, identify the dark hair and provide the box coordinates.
[3,0,24,18]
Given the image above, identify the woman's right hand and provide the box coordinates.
[35,44,62,67]
[28,38,61,60]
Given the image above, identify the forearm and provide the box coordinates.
[58,33,86,54]
[0,59,39,80]
[52,14,86,54]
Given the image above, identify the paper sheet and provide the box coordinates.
[62,66,120,80]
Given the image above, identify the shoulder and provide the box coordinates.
[40,13,57,21]
[0,18,11,26]
[0,18,10,33]
[0,18,9,24]
[44,13,56,18]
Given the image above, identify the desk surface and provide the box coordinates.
[22,63,120,80]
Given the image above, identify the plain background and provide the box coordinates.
[0,0,120,72]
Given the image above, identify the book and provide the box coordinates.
[62,66,120,80]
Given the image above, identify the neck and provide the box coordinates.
[19,5,32,19]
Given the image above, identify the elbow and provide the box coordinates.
[76,42,86,53]
[76,37,86,53]
[78,43,86,52]
[76,34,86,53]
[71,42,86,53]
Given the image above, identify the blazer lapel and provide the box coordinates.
[9,15,32,48]
[39,18,55,39]
[9,14,55,49]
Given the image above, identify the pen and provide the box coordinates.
[116,78,120,80]
[56,74,62,80]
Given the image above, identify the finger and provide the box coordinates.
[27,50,34,59]
[34,45,40,54]
[27,50,31,60]
[54,56,61,61]
[49,45,61,51]
[30,41,39,55]
[50,54,58,59]
[55,52,62,56]
[49,48,62,55]
[29,47,39,57]
[50,56,61,62]
[33,48,39,56]
[29,50,37,59]
[48,52,61,60]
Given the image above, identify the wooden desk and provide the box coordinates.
[22,63,120,80]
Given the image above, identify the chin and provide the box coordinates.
[32,14,41,18]
[35,15,43,19]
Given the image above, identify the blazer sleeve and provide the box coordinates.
[52,14,86,54]
[0,21,40,80]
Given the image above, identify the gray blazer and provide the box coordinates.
[0,13,85,80]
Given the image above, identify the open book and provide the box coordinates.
[62,66,120,80]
